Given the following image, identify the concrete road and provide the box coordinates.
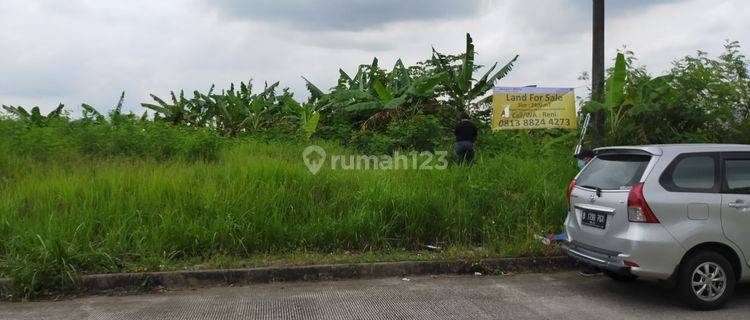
[3,271,750,319]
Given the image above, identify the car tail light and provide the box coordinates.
[624,260,640,267]
[627,183,659,223]
[567,179,576,208]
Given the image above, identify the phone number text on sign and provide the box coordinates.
[491,87,577,130]
[497,118,573,128]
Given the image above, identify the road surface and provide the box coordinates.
[3,271,750,319]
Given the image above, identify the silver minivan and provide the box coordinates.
[563,144,750,309]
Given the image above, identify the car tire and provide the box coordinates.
[604,270,637,282]
[678,250,735,310]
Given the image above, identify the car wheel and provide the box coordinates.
[678,250,735,310]
[604,270,637,282]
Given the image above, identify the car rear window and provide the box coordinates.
[576,154,651,190]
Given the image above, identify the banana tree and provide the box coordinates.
[106,92,131,124]
[347,72,447,126]
[78,92,145,125]
[302,76,325,102]
[299,60,373,126]
[345,60,447,128]
[324,57,386,108]
[431,33,519,113]
[2,104,66,127]
[214,81,288,135]
[143,80,293,136]
[302,57,447,131]
[284,97,320,140]
[346,73,448,112]
[583,53,631,142]
[80,103,106,123]
[141,90,197,125]
[584,52,681,144]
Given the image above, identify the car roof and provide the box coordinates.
[595,144,750,156]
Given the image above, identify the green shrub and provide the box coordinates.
[349,130,397,154]
[583,42,750,146]
[386,114,444,151]
[346,115,445,154]
[315,123,356,145]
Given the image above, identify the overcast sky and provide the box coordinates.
[1,0,749,115]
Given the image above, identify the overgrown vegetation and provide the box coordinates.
[0,137,575,298]
[1,34,749,299]
[582,41,750,146]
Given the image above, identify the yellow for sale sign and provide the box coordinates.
[491,87,577,130]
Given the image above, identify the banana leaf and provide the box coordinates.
[345,101,382,112]
[468,55,519,99]
[606,53,627,108]
[373,80,392,101]
[407,72,449,97]
[47,104,65,118]
[458,33,475,92]
[302,76,324,100]
[302,112,320,140]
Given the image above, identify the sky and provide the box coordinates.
[1,0,749,115]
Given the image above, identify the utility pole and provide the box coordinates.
[591,0,605,145]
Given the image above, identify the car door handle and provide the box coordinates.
[728,201,750,209]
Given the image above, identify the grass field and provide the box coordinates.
[0,121,576,297]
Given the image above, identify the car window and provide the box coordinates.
[672,156,715,189]
[660,153,719,193]
[576,154,650,190]
[725,159,750,194]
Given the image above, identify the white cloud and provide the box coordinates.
[210,0,484,30]
[607,0,750,74]
[0,0,748,116]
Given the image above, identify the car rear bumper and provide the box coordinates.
[562,241,631,276]
[564,211,685,280]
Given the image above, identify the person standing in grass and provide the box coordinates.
[454,112,478,165]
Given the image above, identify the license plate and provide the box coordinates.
[581,210,607,229]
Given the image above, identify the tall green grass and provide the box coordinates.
[0,119,222,162]
[0,123,576,297]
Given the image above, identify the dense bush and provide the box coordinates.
[386,114,445,151]
[349,114,446,154]
[349,130,397,154]
[583,41,750,146]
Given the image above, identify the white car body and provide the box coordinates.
[563,144,750,309]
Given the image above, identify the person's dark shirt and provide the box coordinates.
[455,120,478,142]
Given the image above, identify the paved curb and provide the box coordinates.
[0,256,574,296]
